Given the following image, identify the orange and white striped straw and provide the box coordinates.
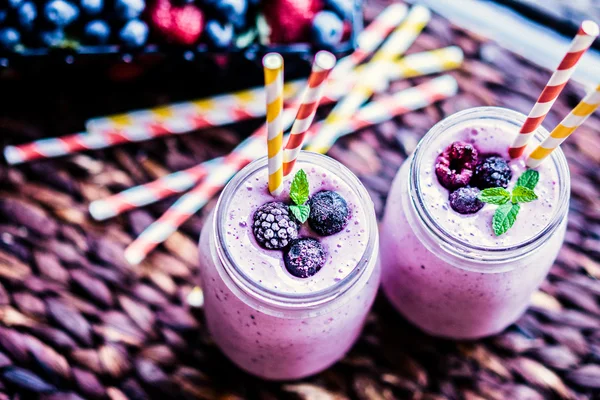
[283,51,336,176]
[263,53,285,196]
[508,20,599,159]
[526,83,600,168]
[306,5,431,154]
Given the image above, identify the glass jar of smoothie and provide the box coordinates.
[380,107,570,339]
[198,151,380,380]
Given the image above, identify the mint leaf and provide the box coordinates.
[492,203,520,236]
[290,169,309,206]
[516,169,539,190]
[511,186,538,204]
[478,187,511,205]
[290,204,310,223]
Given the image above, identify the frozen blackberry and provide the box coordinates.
[284,238,326,278]
[473,155,512,189]
[308,191,349,236]
[252,202,299,250]
[435,141,478,190]
[449,187,484,215]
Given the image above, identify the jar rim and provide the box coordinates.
[409,107,570,264]
[212,151,379,310]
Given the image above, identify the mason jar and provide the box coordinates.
[199,151,380,380]
[380,107,570,339]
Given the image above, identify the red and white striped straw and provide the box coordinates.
[508,20,599,158]
[124,75,458,264]
[89,157,222,220]
[283,51,336,176]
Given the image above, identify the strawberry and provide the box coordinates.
[149,0,204,45]
[264,0,323,43]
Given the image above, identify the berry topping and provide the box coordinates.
[473,155,512,189]
[435,141,478,190]
[308,190,349,236]
[284,238,326,278]
[449,187,484,215]
[252,202,299,250]
[311,10,343,49]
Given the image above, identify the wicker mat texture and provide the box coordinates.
[0,1,599,399]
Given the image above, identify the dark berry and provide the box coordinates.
[284,238,326,278]
[7,0,23,9]
[326,0,352,19]
[204,20,233,48]
[311,10,343,49]
[84,20,110,44]
[39,29,65,46]
[308,191,349,236]
[79,0,102,15]
[44,0,79,26]
[473,155,512,189]
[449,187,484,215]
[17,2,37,30]
[119,19,148,47]
[115,0,144,20]
[252,202,299,250]
[0,28,20,50]
[213,0,247,29]
[435,141,478,190]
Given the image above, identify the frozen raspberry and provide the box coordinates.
[449,187,484,215]
[435,141,478,190]
[252,202,299,250]
[473,155,512,189]
[308,191,349,236]
[284,238,326,278]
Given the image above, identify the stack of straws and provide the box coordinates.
[5,4,471,264]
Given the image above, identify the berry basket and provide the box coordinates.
[0,0,362,67]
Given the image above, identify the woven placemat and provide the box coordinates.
[1,1,599,399]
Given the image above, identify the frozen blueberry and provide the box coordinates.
[115,0,144,20]
[252,201,299,250]
[84,20,110,44]
[17,2,37,30]
[311,10,343,49]
[119,19,148,47]
[0,28,20,50]
[44,0,79,26]
[80,0,103,15]
[308,191,349,236]
[435,141,478,190]
[449,186,484,215]
[284,238,326,278]
[473,155,512,189]
[205,20,233,48]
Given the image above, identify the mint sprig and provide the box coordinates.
[289,169,310,223]
[478,169,540,236]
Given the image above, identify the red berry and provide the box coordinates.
[435,141,478,190]
[264,0,323,43]
[149,0,204,45]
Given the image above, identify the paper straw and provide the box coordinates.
[508,20,599,159]
[88,157,222,220]
[332,3,408,77]
[88,47,464,221]
[526,84,600,168]
[2,82,304,166]
[306,5,431,153]
[263,53,285,196]
[283,51,336,177]
[124,75,458,264]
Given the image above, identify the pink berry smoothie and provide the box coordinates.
[198,152,380,380]
[380,107,570,339]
